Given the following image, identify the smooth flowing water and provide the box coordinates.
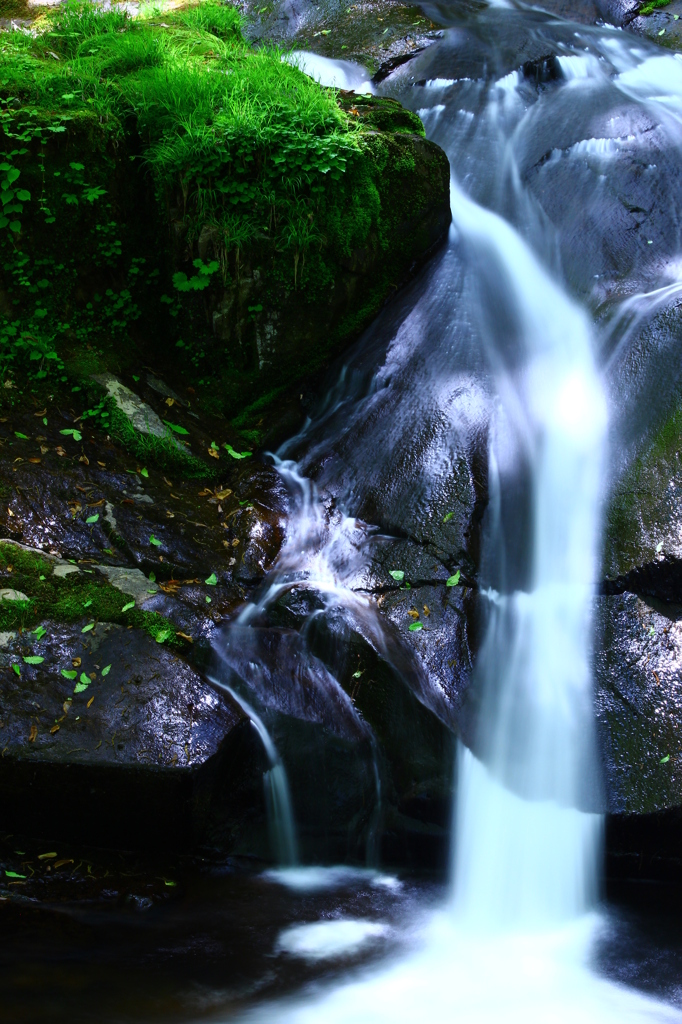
[211,5,682,1021]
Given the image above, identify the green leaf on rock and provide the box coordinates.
[5,871,25,879]
[81,622,94,633]
[660,754,671,763]
[224,444,252,459]
[11,664,20,676]
[408,622,423,632]
[149,535,162,547]
[121,601,135,612]
[164,421,189,435]
[86,514,99,524]
[61,669,77,680]
[101,664,111,676]
[389,570,404,581]
[23,656,44,665]
[140,467,149,478]
[155,628,172,644]
[442,512,455,523]
[447,571,461,587]
[14,432,28,440]
[205,572,217,586]
[33,626,46,640]
[60,429,82,442]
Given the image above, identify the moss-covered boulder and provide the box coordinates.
[0,0,450,417]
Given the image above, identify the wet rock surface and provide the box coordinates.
[0,621,267,851]
[596,593,682,815]
[239,0,451,77]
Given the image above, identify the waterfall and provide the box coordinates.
[448,180,606,927]
[234,14,682,1020]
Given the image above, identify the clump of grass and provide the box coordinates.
[1,0,361,270]
[0,543,184,647]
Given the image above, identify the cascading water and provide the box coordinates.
[222,6,682,1020]
[449,180,606,928]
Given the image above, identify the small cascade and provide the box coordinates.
[213,681,298,866]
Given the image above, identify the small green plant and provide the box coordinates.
[173,259,219,292]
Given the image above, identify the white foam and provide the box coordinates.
[263,866,400,892]
[276,919,390,961]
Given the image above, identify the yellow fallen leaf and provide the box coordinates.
[29,724,37,742]
[50,725,59,735]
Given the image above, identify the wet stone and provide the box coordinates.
[0,623,265,852]
[595,593,682,815]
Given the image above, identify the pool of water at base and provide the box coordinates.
[1,863,681,1024]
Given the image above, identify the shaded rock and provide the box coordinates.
[595,593,682,814]
[604,404,682,599]
[0,623,266,853]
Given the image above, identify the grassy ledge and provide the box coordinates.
[0,0,448,419]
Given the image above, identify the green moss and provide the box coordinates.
[639,0,673,14]
[0,2,445,420]
[0,543,183,647]
[107,403,214,478]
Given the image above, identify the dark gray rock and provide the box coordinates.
[0,623,266,853]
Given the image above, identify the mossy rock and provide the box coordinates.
[0,1,450,419]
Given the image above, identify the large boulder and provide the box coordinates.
[0,622,267,853]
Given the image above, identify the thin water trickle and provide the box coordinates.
[210,681,299,866]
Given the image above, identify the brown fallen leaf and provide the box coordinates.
[170,493,181,500]
[38,851,57,860]
[53,859,74,869]
[97,461,105,468]
[207,448,220,459]
[7,507,14,517]
[72,657,81,668]
[198,489,212,497]
[40,445,49,455]
[408,609,420,619]
[654,671,661,683]
[62,702,70,714]
[166,510,175,518]
[423,604,430,617]
[163,477,173,487]
[87,696,94,708]
[231,538,240,547]
[214,487,232,500]
[176,631,193,642]
[79,454,89,465]
[165,397,176,407]
[28,457,41,465]
[87,499,105,508]
[29,725,37,742]
[34,409,47,417]
[55,446,67,457]
[50,724,60,735]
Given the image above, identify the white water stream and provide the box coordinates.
[217,12,682,1023]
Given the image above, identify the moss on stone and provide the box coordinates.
[0,543,184,648]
